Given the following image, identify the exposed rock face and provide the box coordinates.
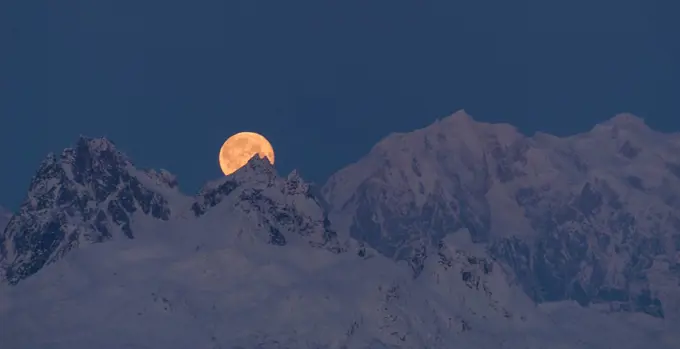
[0,137,182,285]
[323,110,680,319]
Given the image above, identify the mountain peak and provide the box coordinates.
[595,113,650,133]
[441,109,474,122]
[54,136,130,185]
[287,169,302,181]
[191,158,343,252]
[431,109,478,131]
[76,135,118,152]
[605,113,646,126]
[226,155,277,185]
[242,154,275,173]
[431,109,520,140]
[587,113,655,142]
[65,136,126,164]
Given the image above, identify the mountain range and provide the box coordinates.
[1,110,679,348]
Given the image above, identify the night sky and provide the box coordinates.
[1,0,678,209]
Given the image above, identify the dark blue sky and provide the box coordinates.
[1,0,678,209]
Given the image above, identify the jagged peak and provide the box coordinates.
[61,136,129,163]
[55,136,120,160]
[77,135,117,151]
[198,155,277,195]
[22,136,182,208]
[24,136,134,190]
[234,155,276,178]
[286,169,302,182]
[284,169,312,196]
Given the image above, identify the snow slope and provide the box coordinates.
[0,210,674,349]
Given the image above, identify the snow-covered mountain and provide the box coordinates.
[323,110,680,321]
[190,157,344,254]
[1,113,679,348]
[0,137,189,285]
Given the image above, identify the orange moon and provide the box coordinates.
[218,132,275,176]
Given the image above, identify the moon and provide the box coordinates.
[219,132,275,176]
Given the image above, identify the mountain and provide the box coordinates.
[0,137,189,284]
[1,113,680,348]
[0,137,343,286]
[189,156,344,253]
[323,110,680,321]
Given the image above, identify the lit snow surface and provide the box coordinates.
[1,114,680,348]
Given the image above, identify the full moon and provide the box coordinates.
[219,132,275,176]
